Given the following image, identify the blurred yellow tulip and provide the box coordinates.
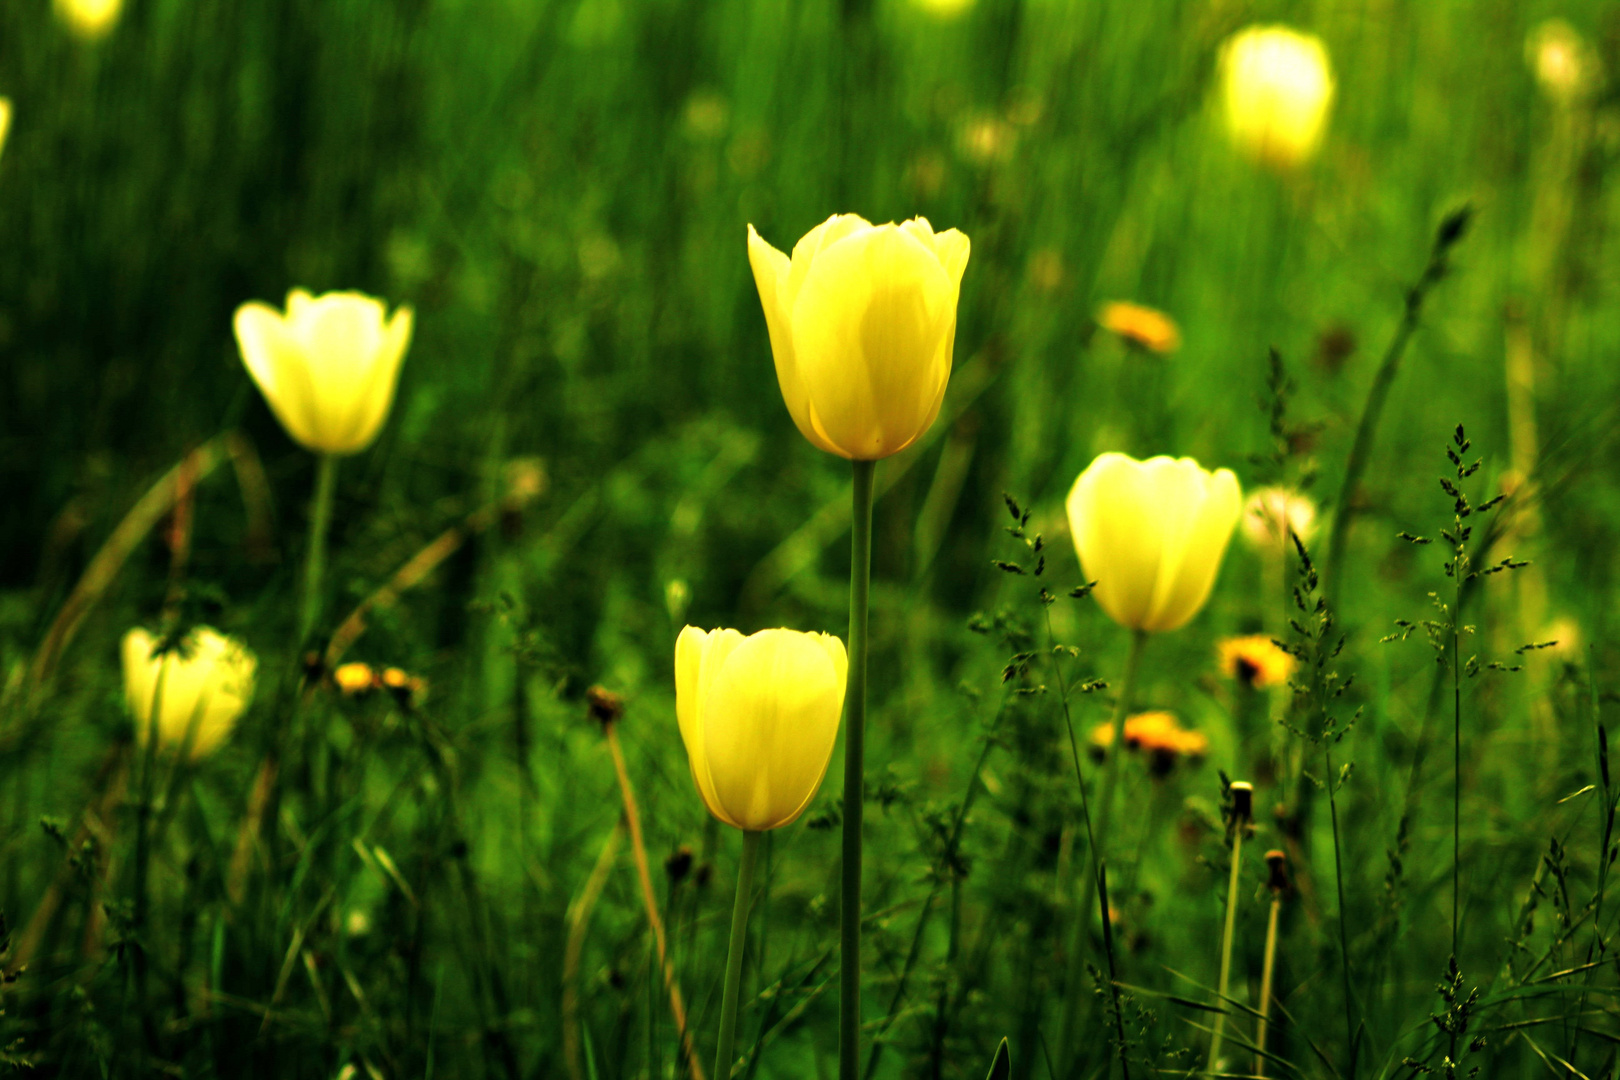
[1219,25,1335,169]
[0,99,11,161]
[675,626,847,832]
[122,627,257,760]
[55,0,123,39]
[1066,453,1242,633]
[234,289,414,456]
[747,214,970,460]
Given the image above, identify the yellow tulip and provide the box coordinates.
[233,289,414,456]
[747,215,970,460]
[55,0,123,39]
[0,99,11,161]
[1066,453,1242,633]
[122,627,257,760]
[675,626,847,832]
[1219,25,1335,169]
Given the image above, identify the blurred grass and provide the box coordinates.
[4,0,1620,1077]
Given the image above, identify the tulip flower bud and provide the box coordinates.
[55,0,123,39]
[1218,25,1336,169]
[747,215,970,460]
[1066,453,1242,633]
[675,626,847,831]
[233,289,414,456]
[122,627,257,760]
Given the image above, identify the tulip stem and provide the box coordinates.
[715,829,762,1080]
[299,454,338,646]
[840,457,875,1080]
[1097,629,1149,864]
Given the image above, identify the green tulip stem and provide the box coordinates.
[1209,817,1246,1076]
[715,829,762,1080]
[1096,628,1150,857]
[298,453,339,646]
[840,457,875,1080]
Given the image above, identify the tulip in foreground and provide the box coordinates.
[676,625,845,1077]
[1219,25,1335,169]
[1067,453,1243,634]
[747,214,970,461]
[234,289,414,457]
[675,626,846,831]
[122,627,257,760]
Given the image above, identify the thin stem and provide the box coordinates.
[1060,620,1145,1078]
[715,830,762,1080]
[1209,825,1246,1075]
[1326,740,1356,1080]
[1451,572,1462,968]
[299,454,339,646]
[1256,896,1281,1078]
[839,458,875,1080]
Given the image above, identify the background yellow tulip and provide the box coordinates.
[55,0,123,39]
[675,626,846,832]
[1219,25,1335,169]
[122,627,257,760]
[233,289,414,456]
[1066,453,1242,633]
[748,215,969,461]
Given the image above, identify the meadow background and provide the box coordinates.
[3,0,1620,1077]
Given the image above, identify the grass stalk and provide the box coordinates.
[1256,876,1283,1078]
[1209,784,1252,1076]
[715,830,762,1080]
[1325,737,1357,1080]
[839,458,875,1080]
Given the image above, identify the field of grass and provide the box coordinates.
[4,0,1620,1077]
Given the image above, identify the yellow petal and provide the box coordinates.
[122,626,255,759]
[674,625,746,827]
[1221,26,1335,168]
[0,99,12,161]
[790,224,956,459]
[1148,466,1241,631]
[700,629,844,831]
[748,226,839,456]
[1067,453,1168,630]
[234,302,324,453]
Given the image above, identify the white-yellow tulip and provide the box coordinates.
[55,0,123,39]
[747,215,970,460]
[1219,25,1336,169]
[1066,453,1242,633]
[233,289,414,456]
[675,626,847,832]
[122,627,257,760]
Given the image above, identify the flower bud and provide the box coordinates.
[122,627,256,760]
[233,289,414,456]
[675,626,846,831]
[1066,453,1242,633]
[1219,25,1335,169]
[748,215,970,460]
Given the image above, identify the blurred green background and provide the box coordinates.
[4,0,1620,1076]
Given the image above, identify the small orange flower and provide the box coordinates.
[1091,711,1208,776]
[333,662,376,695]
[1218,635,1296,689]
[1097,301,1181,354]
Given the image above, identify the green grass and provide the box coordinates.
[3,0,1620,1077]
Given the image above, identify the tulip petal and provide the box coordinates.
[1067,453,1169,630]
[1147,466,1241,631]
[930,228,972,291]
[749,226,840,457]
[234,303,324,452]
[790,224,956,459]
[700,629,844,831]
[291,292,390,452]
[674,626,747,828]
[332,305,413,454]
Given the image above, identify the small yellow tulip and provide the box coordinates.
[675,626,847,832]
[1066,453,1242,633]
[233,289,414,456]
[122,627,257,760]
[1219,25,1335,169]
[0,99,11,161]
[747,215,970,460]
[55,0,123,39]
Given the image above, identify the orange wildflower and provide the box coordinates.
[1091,711,1208,776]
[1097,301,1181,354]
[1218,635,1296,689]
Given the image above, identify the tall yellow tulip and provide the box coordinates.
[1066,453,1242,633]
[675,626,846,832]
[747,215,970,460]
[122,627,257,760]
[233,289,414,456]
[1218,25,1336,169]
